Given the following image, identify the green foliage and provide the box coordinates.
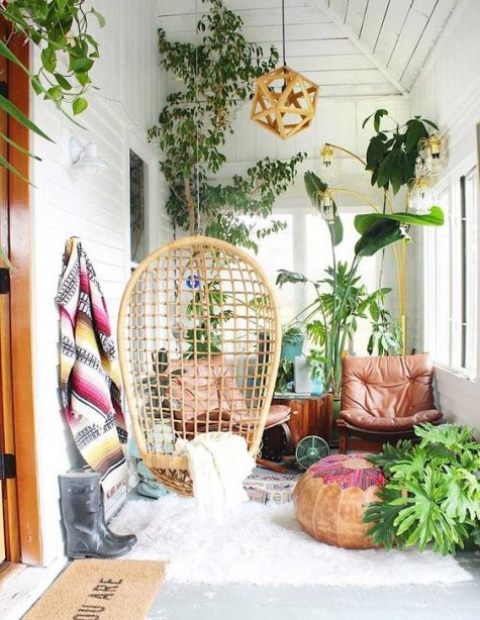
[363,109,438,194]
[184,278,233,358]
[0,0,103,266]
[304,171,343,245]
[0,0,103,123]
[364,424,480,555]
[353,208,444,257]
[274,358,294,393]
[277,262,402,394]
[149,0,305,250]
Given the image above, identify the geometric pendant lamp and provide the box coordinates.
[250,0,319,140]
[250,66,318,139]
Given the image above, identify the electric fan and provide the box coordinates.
[295,435,329,469]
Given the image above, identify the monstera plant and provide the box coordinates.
[364,423,480,555]
[276,171,444,395]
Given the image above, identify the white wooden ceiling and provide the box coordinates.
[156,0,458,97]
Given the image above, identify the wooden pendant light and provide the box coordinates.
[250,0,318,139]
[250,66,318,139]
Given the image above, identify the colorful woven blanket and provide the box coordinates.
[56,237,127,495]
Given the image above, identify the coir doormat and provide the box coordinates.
[23,559,165,620]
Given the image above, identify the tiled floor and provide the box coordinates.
[148,555,480,620]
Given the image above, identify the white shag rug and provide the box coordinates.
[110,495,472,587]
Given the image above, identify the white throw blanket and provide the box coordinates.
[175,432,254,520]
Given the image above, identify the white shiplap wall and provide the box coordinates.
[29,0,172,565]
[409,0,480,427]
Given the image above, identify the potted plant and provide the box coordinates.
[364,423,480,555]
[280,322,305,362]
[148,0,305,249]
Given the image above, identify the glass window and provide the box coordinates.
[425,165,478,376]
[130,150,147,264]
[244,215,295,323]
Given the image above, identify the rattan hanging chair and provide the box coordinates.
[118,236,282,495]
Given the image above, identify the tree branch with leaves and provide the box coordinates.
[148,0,305,251]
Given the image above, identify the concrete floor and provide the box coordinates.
[148,554,480,620]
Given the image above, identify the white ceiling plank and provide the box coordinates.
[257,38,358,56]
[288,53,374,71]
[308,0,408,94]
[158,6,331,30]
[387,9,429,79]
[401,0,457,88]
[157,0,310,16]
[329,0,349,22]
[307,68,389,85]
[163,22,344,44]
[373,0,411,64]
[359,0,389,48]
[412,0,438,17]
[345,0,369,37]
[319,82,399,97]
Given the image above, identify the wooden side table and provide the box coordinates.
[272,393,333,451]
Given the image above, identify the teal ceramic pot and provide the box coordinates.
[281,334,305,361]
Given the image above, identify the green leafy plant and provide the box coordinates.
[278,261,401,395]
[0,0,103,266]
[274,358,294,394]
[148,0,305,251]
[363,108,438,194]
[364,424,480,555]
[184,277,233,358]
[0,1,103,155]
[276,171,442,394]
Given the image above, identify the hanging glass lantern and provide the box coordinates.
[250,1,318,139]
[408,177,433,215]
[417,132,448,178]
[317,143,337,181]
[317,189,336,223]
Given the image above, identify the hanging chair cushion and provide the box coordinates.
[169,358,223,420]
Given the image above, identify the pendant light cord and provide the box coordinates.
[282,0,286,67]
[195,0,200,234]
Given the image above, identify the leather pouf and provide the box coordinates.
[293,453,385,549]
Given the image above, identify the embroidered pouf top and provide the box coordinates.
[293,453,385,549]
[307,453,386,490]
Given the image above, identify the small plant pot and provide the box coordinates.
[280,334,305,362]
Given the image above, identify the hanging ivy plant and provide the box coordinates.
[363,109,438,194]
[148,0,306,251]
[0,0,104,175]
[0,0,103,267]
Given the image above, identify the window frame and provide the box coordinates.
[423,154,479,381]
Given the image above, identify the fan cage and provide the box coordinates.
[118,236,282,494]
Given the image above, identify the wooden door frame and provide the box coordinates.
[2,29,42,566]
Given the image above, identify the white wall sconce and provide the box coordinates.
[69,136,108,175]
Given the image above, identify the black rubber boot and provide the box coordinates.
[59,471,136,559]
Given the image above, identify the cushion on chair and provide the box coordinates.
[169,358,222,420]
[340,408,442,432]
[341,353,436,420]
[265,405,291,428]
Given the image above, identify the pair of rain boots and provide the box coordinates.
[59,471,136,559]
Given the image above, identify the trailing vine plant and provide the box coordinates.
[148,0,306,251]
[0,0,103,264]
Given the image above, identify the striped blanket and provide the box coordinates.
[56,237,127,501]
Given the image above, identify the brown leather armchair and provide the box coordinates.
[338,353,443,453]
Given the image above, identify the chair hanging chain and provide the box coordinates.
[282,0,286,68]
[195,0,201,234]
